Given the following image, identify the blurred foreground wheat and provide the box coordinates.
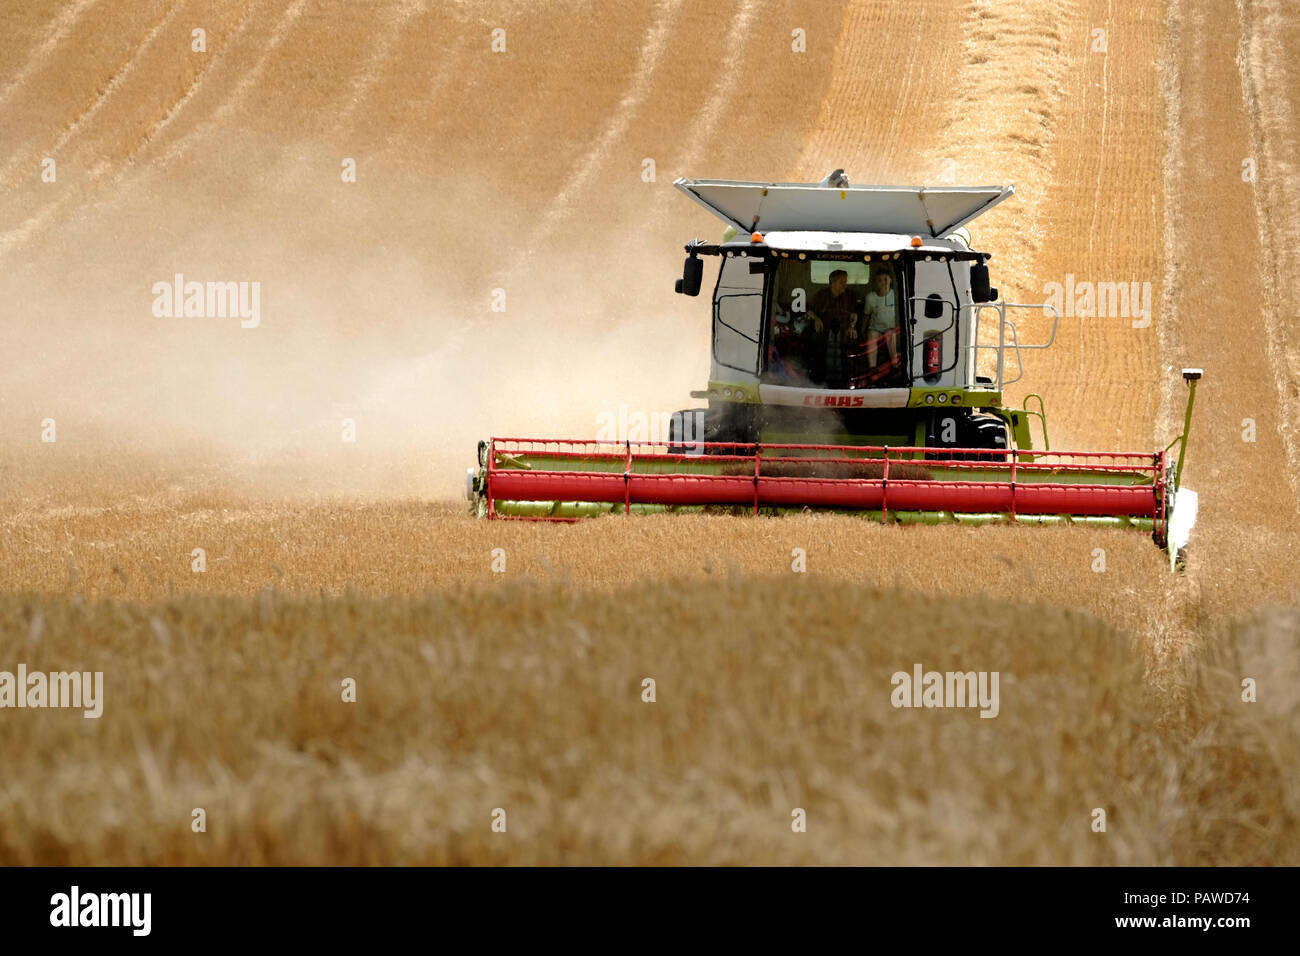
[0,498,1294,863]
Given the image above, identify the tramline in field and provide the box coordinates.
[467,171,1201,568]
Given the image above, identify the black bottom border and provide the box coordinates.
[0,865,1284,943]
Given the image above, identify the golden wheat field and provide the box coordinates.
[1,0,1298,865]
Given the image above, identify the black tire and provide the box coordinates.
[703,401,757,456]
[968,416,1010,461]
[924,410,1009,461]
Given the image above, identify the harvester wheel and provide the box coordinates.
[703,401,757,455]
[925,410,1009,460]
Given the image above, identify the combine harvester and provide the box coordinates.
[468,172,1201,568]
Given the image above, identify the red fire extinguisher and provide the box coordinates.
[924,333,942,377]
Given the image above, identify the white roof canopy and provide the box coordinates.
[752,231,968,254]
[675,178,1015,238]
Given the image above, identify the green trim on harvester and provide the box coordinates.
[907,388,1002,408]
[1173,375,1199,491]
[694,384,1006,408]
[987,407,1035,451]
[693,381,760,403]
[1021,394,1050,449]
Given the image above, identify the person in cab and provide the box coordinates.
[804,269,861,387]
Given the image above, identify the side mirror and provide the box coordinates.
[676,255,703,296]
[970,263,992,303]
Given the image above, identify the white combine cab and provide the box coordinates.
[669,172,1058,451]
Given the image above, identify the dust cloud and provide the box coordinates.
[0,158,712,499]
